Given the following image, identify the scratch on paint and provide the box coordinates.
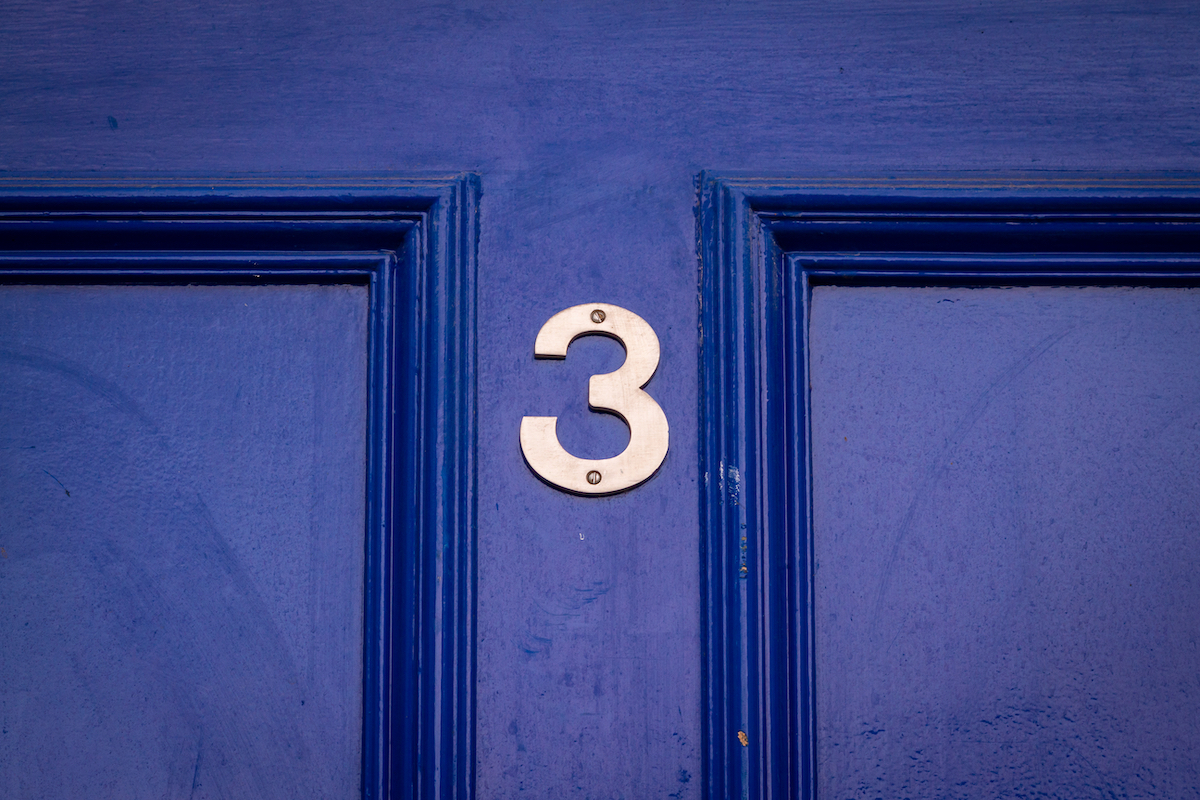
[43,469,70,497]
[189,738,202,798]
[871,326,1074,640]
[1,547,7,558]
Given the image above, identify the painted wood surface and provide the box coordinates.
[698,181,1200,799]
[0,190,479,800]
[811,286,1200,797]
[2,2,1199,798]
[0,285,368,798]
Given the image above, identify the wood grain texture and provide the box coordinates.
[2,1,1198,171]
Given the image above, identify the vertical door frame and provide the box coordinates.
[0,174,480,800]
[697,173,1200,800]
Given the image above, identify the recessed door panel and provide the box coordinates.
[810,286,1200,797]
[0,284,368,798]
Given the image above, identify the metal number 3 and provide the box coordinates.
[520,303,669,495]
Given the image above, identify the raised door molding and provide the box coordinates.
[697,173,1200,800]
[0,174,479,800]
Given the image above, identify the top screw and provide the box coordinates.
[590,309,606,324]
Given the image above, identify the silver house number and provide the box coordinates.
[520,303,669,495]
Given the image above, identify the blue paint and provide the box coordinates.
[2,2,1200,796]
[0,180,478,800]
[700,177,1200,799]
[811,285,1200,797]
[1,283,368,798]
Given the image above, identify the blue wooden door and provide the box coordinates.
[3,4,1200,799]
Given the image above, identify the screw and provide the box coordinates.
[590,309,606,324]
[586,470,602,485]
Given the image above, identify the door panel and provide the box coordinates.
[0,180,479,800]
[810,285,1200,797]
[699,177,1200,799]
[0,283,368,799]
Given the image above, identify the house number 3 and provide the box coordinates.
[520,303,669,495]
